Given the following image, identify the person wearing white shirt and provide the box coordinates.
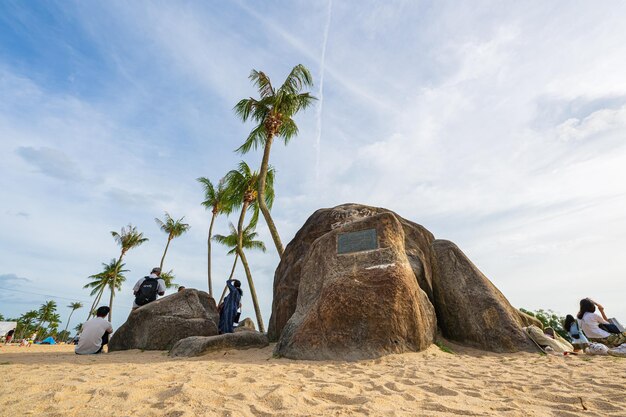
[132,267,166,309]
[578,298,626,347]
[75,306,113,355]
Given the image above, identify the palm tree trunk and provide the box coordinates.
[62,309,76,342]
[160,236,172,270]
[237,248,264,332]
[108,251,124,322]
[236,202,264,332]
[207,212,217,297]
[257,135,284,257]
[87,285,106,320]
[218,253,240,304]
[228,252,239,281]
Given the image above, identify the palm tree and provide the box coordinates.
[35,300,57,337]
[74,322,83,334]
[213,222,267,303]
[62,302,83,342]
[159,269,177,289]
[85,258,130,322]
[107,224,148,322]
[197,177,232,298]
[224,161,274,332]
[234,64,316,257]
[155,212,190,270]
[17,310,39,339]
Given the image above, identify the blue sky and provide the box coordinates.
[2,1,626,332]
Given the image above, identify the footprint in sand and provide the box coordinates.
[314,392,369,406]
[419,384,459,396]
[295,369,315,378]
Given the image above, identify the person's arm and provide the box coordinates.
[157,279,165,296]
[226,280,236,292]
[106,323,113,334]
[133,279,143,296]
[591,300,609,321]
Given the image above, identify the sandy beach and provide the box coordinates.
[1,343,625,417]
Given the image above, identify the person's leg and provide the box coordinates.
[605,333,626,347]
[95,332,110,354]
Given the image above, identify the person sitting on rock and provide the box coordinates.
[132,267,166,309]
[578,298,626,347]
[218,279,242,334]
[563,314,589,352]
[75,306,113,354]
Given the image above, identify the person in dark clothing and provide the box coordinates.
[218,279,242,334]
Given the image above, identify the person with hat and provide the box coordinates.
[132,267,166,309]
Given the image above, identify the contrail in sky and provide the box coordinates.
[315,0,332,181]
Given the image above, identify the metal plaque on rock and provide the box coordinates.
[337,228,378,254]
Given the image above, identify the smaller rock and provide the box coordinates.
[108,289,218,352]
[169,332,269,357]
[234,317,256,332]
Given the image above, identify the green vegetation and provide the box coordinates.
[197,177,233,297]
[520,308,569,340]
[223,161,275,333]
[84,259,129,323]
[213,222,267,302]
[107,224,149,322]
[235,64,316,257]
[155,212,190,270]
[435,340,455,354]
[61,302,83,342]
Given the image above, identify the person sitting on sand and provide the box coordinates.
[132,267,166,309]
[218,279,242,334]
[75,306,113,355]
[563,314,589,351]
[578,298,626,347]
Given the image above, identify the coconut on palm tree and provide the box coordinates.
[107,224,148,322]
[234,64,316,257]
[155,212,190,270]
[224,161,275,332]
[84,259,128,322]
[62,302,83,342]
[213,222,266,303]
[197,177,232,297]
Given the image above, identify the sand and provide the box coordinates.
[1,342,625,417]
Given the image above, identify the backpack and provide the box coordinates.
[135,277,159,306]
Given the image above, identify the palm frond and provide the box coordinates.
[249,70,275,98]
[236,124,267,154]
[279,64,314,95]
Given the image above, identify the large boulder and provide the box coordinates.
[274,212,437,361]
[169,332,269,357]
[268,203,435,342]
[109,289,218,352]
[430,240,535,352]
[268,203,535,360]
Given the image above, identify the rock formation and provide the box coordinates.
[269,203,535,360]
[430,240,533,352]
[234,317,256,332]
[109,289,219,352]
[169,332,269,357]
[275,212,436,360]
